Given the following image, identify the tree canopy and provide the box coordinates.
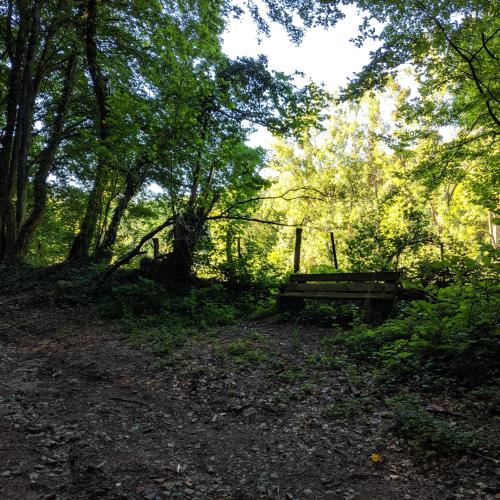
[0,0,497,277]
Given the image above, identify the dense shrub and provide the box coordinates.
[336,279,500,386]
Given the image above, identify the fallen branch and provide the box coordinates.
[98,217,174,284]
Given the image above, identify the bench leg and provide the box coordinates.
[277,296,305,314]
[364,298,393,324]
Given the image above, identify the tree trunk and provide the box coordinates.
[93,163,147,262]
[0,2,40,261]
[14,0,41,234]
[68,0,111,261]
[11,51,77,262]
[162,210,206,281]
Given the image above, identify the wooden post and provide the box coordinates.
[237,237,242,260]
[153,238,160,258]
[330,232,338,269]
[294,227,302,273]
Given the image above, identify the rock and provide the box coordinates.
[242,406,257,418]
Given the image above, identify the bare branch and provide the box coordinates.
[206,214,296,226]
[216,186,327,218]
[99,217,174,284]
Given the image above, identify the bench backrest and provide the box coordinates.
[288,272,401,283]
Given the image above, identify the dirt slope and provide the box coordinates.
[0,294,498,499]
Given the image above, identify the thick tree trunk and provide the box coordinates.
[68,0,111,261]
[15,0,41,233]
[0,2,38,261]
[11,52,77,262]
[165,210,206,281]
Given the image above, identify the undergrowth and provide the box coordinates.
[97,277,275,357]
[331,280,500,388]
[387,394,500,458]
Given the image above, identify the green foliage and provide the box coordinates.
[306,353,344,369]
[338,278,500,386]
[225,339,268,365]
[321,400,362,419]
[346,208,435,271]
[174,284,237,327]
[98,277,167,318]
[127,315,195,357]
[277,368,306,383]
[299,383,318,395]
[96,275,278,358]
[467,384,500,413]
[387,394,499,457]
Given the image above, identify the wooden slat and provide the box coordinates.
[280,291,396,300]
[288,272,401,283]
[282,282,398,293]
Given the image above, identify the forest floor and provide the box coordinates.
[0,290,499,500]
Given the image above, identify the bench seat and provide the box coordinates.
[277,271,401,321]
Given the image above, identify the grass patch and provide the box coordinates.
[306,353,344,369]
[321,399,365,419]
[225,339,268,365]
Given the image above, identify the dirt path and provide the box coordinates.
[0,294,497,499]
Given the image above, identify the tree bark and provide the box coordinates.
[68,0,112,261]
[93,162,148,262]
[15,0,41,233]
[11,51,78,261]
[0,1,30,259]
[168,210,206,280]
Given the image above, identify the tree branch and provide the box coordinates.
[414,0,500,128]
[206,214,297,227]
[216,186,326,217]
[99,217,174,283]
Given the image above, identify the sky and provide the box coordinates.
[222,5,382,148]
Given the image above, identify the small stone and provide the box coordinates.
[242,406,257,418]
[303,489,313,496]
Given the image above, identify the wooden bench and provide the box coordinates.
[277,271,401,321]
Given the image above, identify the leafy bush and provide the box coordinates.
[127,315,194,356]
[321,399,366,419]
[337,279,500,386]
[97,277,167,318]
[98,278,275,358]
[173,284,237,327]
